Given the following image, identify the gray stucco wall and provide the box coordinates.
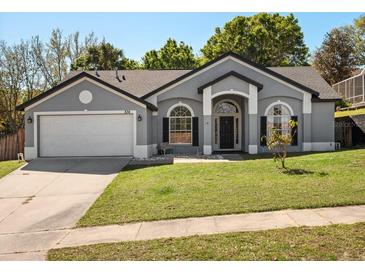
[24,57,336,157]
[156,59,303,103]
[146,109,153,145]
[25,79,148,147]
[153,58,309,154]
[211,76,250,96]
[311,102,335,142]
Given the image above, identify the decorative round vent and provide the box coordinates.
[79,90,93,104]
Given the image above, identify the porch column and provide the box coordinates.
[248,84,258,154]
[302,93,312,151]
[203,86,212,154]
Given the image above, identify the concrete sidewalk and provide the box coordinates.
[55,205,365,248]
[1,204,365,260]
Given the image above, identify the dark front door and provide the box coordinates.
[220,116,234,149]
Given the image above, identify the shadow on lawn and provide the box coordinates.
[236,146,365,161]
[282,168,328,176]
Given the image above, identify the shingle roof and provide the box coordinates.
[268,66,340,100]
[65,70,190,98]
[17,71,158,111]
[66,66,339,100]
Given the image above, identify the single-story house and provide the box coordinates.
[17,52,340,160]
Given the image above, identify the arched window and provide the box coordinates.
[215,102,238,113]
[266,104,292,137]
[169,105,192,144]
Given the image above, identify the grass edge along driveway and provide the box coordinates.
[0,160,24,179]
[78,148,365,227]
[48,222,365,261]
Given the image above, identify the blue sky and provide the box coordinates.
[0,13,363,61]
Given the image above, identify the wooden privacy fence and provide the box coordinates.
[0,129,25,161]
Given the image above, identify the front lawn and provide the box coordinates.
[0,160,24,179]
[48,222,365,260]
[78,148,365,227]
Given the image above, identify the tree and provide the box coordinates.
[18,40,44,101]
[120,58,141,69]
[142,38,198,69]
[264,119,297,169]
[354,15,365,65]
[31,29,71,87]
[313,27,358,85]
[0,29,97,132]
[0,42,26,132]
[201,13,309,66]
[46,28,70,85]
[71,40,139,70]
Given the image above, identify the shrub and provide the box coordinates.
[263,120,298,169]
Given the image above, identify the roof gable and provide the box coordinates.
[198,71,263,93]
[141,52,321,99]
[16,71,158,111]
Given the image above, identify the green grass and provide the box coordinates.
[48,222,365,260]
[78,149,365,227]
[0,160,24,179]
[335,108,365,118]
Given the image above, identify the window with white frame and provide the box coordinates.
[267,104,291,138]
[215,101,238,113]
[169,105,192,144]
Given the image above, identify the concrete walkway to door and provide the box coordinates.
[0,157,130,260]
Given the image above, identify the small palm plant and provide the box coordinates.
[263,119,298,169]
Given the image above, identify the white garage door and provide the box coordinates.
[39,114,134,157]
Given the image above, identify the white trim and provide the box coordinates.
[302,142,312,152]
[25,78,83,111]
[333,68,365,85]
[167,102,194,145]
[248,84,258,115]
[167,102,195,117]
[146,95,157,106]
[150,57,231,99]
[213,98,242,114]
[311,142,335,151]
[24,77,146,111]
[150,144,158,155]
[212,99,242,151]
[135,145,149,158]
[33,110,138,158]
[203,145,212,155]
[152,111,158,116]
[248,145,258,154]
[264,100,294,116]
[146,55,314,100]
[168,116,193,145]
[24,147,36,160]
[203,86,212,115]
[79,90,93,104]
[303,92,312,114]
[211,90,249,99]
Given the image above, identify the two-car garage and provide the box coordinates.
[18,73,155,160]
[38,113,134,157]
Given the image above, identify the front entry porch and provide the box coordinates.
[201,81,260,155]
[212,97,243,152]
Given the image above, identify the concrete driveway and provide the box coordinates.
[0,157,130,260]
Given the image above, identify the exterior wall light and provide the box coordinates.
[27,115,33,124]
[137,114,143,122]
